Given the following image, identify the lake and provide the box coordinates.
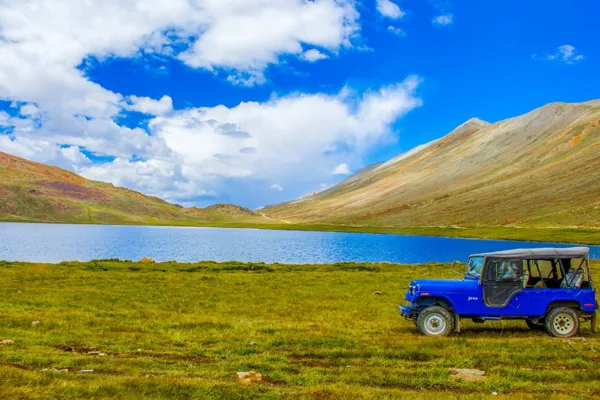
[0,222,599,264]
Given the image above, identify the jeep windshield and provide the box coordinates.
[466,256,485,277]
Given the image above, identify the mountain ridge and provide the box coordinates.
[263,99,600,229]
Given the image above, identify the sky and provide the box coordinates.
[0,0,598,209]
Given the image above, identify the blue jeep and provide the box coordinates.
[399,247,598,337]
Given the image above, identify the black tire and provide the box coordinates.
[416,306,454,337]
[545,307,580,338]
[525,319,545,331]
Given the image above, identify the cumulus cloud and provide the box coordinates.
[387,26,406,37]
[270,184,284,191]
[432,13,454,26]
[331,163,352,175]
[0,1,424,206]
[123,95,173,116]
[538,45,585,64]
[302,49,329,62]
[376,0,405,19]
[77,76,422,203]
[178,0,360,83]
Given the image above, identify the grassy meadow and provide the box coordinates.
[1,259,599,399]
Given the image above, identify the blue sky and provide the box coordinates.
[0,0,598,208]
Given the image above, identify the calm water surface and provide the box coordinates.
[0,223,598,264]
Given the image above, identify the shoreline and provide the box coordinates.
[1,218,599,245]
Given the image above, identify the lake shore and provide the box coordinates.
[2,217,599,245]
[1,259,599,399]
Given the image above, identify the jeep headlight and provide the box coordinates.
[408,284,417,295]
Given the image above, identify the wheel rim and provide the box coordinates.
[553,313,575,334]
[424,313,446,335]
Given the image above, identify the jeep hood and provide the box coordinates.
[411,278,478,293]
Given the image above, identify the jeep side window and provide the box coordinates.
[495,261,520,281]
[524,259,548,288]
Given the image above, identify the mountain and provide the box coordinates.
[0,151,268,225]
[263,100,600,229]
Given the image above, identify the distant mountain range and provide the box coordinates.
[2,100,599,232]
[263,100,600,229]
[0,151,268,226]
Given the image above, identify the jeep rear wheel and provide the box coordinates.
[545,307,580,338]
[525,319,545,331]
[416,306,454,337]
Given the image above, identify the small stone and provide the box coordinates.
[98,353,107,357]
[32,321,40,326]
[249,341,256,346]
[52,368,68,373]
[373,291,382,295]
[0,340,14,345]
[78,369,94,373]
[237,371,262,385]
[492,392,498,396]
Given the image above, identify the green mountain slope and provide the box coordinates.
[263,100,600,229]
[0,151,269,226]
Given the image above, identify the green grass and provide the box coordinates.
[1,260,599,399]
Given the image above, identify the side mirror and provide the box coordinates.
[450,261,463,276]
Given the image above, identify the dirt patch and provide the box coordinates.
[237,371,263,385]
[448,368,486,382]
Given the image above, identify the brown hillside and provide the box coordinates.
[263,100,600,229]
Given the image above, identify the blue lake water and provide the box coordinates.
[0,222,598,264]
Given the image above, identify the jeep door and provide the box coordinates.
[483,258,524,309]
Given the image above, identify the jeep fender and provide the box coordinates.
[545,300,583,314]
[415,295,456,311]
[415,296,460,332]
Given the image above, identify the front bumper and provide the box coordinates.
[398,304,415,319]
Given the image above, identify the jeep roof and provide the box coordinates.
[470,247,589,259]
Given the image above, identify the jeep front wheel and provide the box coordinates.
[545,307,580,338]
[416,306,454,337]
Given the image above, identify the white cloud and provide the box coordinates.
[331,163,352,175]
[124,95,173,116]
[178,0,360,82]
[387,26,405,37]
[376,0,405,19]
[0,1,362,165]
[77,76,421,203]
[270,184,284,191]
[19,104,41,117]
[0,1,425,206]
[302,49,329,62]
[432,13,454,26]
[542,45,585,64]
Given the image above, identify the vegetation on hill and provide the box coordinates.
[264,100,600,231]
[0,151,269,226]
[1,259,598,399]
